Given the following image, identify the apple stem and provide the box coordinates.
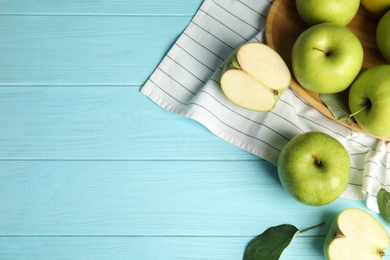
[299,222,326,234]
[312,155,321,166]
[348,105,368,118]
[312,47,330,56]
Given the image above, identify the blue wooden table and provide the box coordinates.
[1,0,389,259]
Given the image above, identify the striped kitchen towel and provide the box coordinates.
[140,0,389,212]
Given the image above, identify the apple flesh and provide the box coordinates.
[292,23,364,94]
[361,0,390,16]
[277,132,350,206]
[377,10,390,62]
[296,0,360,26]
[348,65,390,138]
[220,42,291,111]
[324,208,390,259]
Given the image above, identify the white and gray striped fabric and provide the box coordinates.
[141,0,389,212]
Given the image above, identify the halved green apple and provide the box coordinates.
[220,42,291,111]
[324,208,390,259]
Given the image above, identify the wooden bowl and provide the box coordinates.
[265,0,389,141]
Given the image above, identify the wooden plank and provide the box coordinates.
[0,0,203,15]
[0,15,193,85]
[0,160,371,236]
[0,236,326,259]
[0,86,255,160]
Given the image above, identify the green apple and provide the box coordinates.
[292,23,364,94]
[377,10,390,62]
[324,208,390,259]
[277,132,350,206]
[348,65,390,138]
[296,0,360,26]
[361,0,390,16]
[220,42,291,111]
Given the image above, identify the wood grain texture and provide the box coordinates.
[1,0,389,258]
[0,160,381,235]
[0,15,193,86]
[0,160,282,236]
[0,0,203,15]
[0,237,325,259]
[1,160,379,258]
[0,86,255,160]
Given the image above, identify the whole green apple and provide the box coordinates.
[361,0,390,16]
[292,23,364,94]
[324,208,389,259]
[277,132,350,206]
[349,65,390,138]
[377,10,390,62]
[296,0,360,26]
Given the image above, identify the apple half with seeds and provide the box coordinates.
[324,208,390,260]
[220,42,291,111]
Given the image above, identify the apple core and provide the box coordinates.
[220,42,291,111]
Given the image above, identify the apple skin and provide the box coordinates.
[377,10,390,62]
[361,0,390,16]
[292,23,363,94]
[348,65,390,138]
[296,0,360,26]
[277,132,350,206]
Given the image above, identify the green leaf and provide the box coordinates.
[377,188,390,224]
[320,92,355,135]
[243,224,298,260]
[320,93,353,122]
